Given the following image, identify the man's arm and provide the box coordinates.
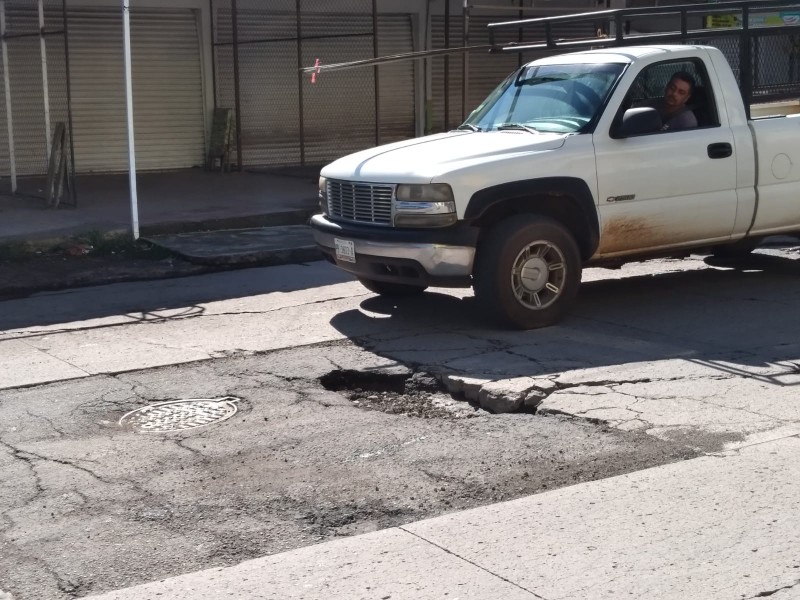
[664,109,697,131]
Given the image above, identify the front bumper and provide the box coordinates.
[310,214,477,287]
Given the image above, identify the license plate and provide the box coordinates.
[334,238,356,263]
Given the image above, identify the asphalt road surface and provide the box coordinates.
[1,243,799,599]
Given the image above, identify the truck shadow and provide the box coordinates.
[329,252,800,386]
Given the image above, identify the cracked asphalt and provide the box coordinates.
[1,243,800,599]
[0,342,695,599]
[0,343,698,599]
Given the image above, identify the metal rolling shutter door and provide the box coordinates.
[3,38,46,176]
[377,14,415,145]
[215,7,377,167]
[430,15,464,132]
[0,4,50,177]
[214,7,301,168]
[302,13,415,164]
[301,12,376,165]
[68,7,205,173]
[214,8,414,167]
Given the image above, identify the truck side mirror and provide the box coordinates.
[611,107,662,138]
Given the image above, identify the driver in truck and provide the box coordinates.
[642,71,698,131]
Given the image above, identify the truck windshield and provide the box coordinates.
[461,62,626,134]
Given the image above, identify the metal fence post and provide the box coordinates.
[63,0,77,205]
[740,3,752,119]
[461,0,468,121]
[444,0,449,129]
[373,0,380,147]
[38,0,51,159]
[1,0,17,193]
[296,0,305,166]
[231,0,242,170]
[122,0,139,238]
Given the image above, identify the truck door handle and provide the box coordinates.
[707,142,732,159]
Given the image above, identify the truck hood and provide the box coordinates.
[321,131,568,183]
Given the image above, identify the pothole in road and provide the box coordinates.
[319,370,483,419]
[119,397,241,432]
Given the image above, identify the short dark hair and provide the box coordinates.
[669,71,696,95]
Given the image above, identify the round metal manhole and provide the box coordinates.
[119,397,240,433]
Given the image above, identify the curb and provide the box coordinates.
[173,245,323,266]
[143,223,321,266]
[138,207,317,237]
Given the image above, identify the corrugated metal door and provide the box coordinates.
[3,34,46,176]
[67,7,205,173]
[0,2,66,176]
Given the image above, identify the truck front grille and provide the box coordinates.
[326,180,394,226]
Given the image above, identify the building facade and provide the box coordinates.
[0,0,609,188]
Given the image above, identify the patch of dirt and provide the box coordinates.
[0,249,213,300]
[320,370,485,419]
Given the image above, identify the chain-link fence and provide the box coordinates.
[620,3,800,106]
[212,0,606,166]
[0,0,74,204]
[682,32,800,104]
[429,3,599,133]
[213,0,415,171]
[752,32,800,100]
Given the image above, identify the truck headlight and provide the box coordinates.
[394,184,456,228]
[396,183,453,203]
[318,176,328,214]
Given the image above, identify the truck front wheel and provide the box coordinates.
[358,277,427,296]
[473,216,582,329]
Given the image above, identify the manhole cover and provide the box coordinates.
[119,397,240,432]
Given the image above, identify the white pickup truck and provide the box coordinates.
[310,42,800,329]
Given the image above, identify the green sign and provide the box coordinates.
[706,11,800,28]
[705,14,739,28]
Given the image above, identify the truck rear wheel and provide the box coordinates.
[473,216,582,329]
[358,278,427,296]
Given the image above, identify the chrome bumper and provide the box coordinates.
[312,228,475,278]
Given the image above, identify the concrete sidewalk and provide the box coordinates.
[0,170,319,244]
[86,435,800,600]
[0,169,322,298]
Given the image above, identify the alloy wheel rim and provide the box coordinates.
[511,240,567,310]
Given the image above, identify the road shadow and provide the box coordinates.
[0,262,354,335]
[329,252,800,386]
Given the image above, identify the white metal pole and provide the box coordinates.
[39,0,51,159]
[1,0,17,193]
[122,0,139,239]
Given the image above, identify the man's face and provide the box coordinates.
[664,77,692,111]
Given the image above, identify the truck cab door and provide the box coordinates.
[592,59,738,258]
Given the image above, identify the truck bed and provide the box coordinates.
[749,112,800,234]
[751,101,800,118]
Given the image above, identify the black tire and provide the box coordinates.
[358,277,427,296]
[711,238,760,259]
[473,216,582,329]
